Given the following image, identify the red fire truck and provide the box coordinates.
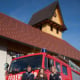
[5,52,80,80]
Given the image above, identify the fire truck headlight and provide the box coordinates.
[34,72,37,77]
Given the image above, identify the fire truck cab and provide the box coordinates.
[5,52,80,80]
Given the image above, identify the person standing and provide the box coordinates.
[36,68,47,80]
[22,65,34,80]
[49,66,61,80]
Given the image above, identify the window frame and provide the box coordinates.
[45,57,48,69]
[9,55,43,74]
[55,61,61,72]
[62,65,68,75]
[45,57,54,70]
[48,58,54,70]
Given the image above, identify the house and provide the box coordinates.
[0,1,80,80]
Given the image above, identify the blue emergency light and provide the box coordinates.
[41,48,47,52]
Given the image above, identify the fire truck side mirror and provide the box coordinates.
[4,63,9,71]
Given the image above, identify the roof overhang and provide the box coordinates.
[33,19,67,32]
[0,35,80,62]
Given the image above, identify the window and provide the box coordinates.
[9,55,42,74]
[56,28,59,34]
[45,57,48,69]
[48,58,54,70]
[62,65,68,75]
[45,57,54,70]
[50,26,53,31]
[56,62,61,72]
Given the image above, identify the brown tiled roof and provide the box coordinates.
[28,1,66,31]
[0,13,80,60]
[29,1,57,25]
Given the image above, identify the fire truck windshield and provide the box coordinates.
[9,55,42,74]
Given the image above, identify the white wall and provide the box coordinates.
[0,46,7,80]
[7,54,12,65]
[0,46,12,80]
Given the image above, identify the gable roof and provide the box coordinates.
[28,1,66,30]
[29,1,57,25]
[0,13,80,61]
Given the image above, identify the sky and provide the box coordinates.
[0,0,80,51]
